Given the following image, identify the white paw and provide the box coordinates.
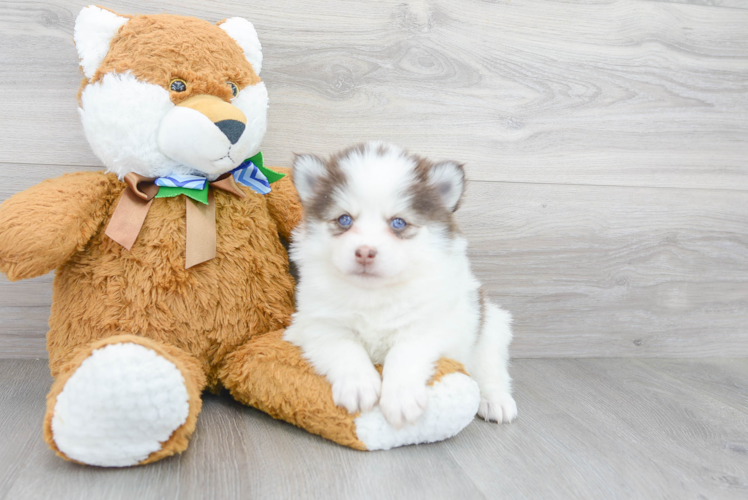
[330,367,382,414]
[478,392,518,423]
[51,343,190,467]
[379,380,429,429]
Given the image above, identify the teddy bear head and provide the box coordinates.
[74,6,268,181]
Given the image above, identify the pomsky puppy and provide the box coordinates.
[284,142,517,428]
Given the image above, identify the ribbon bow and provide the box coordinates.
[105,153,284,269]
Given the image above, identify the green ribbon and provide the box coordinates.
[154,152,283,205]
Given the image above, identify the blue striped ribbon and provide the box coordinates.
[154,161,271,196]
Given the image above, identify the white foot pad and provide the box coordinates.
[51,343,190,467]
[354,373,480,450]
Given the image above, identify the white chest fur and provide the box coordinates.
[291,242,482,365]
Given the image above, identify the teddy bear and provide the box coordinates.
[0,6,481,467]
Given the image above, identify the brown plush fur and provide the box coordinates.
[0,167,472,459]
[219,329,367,450]
[0,9,476,463]
[219,330,470,450]
[83,13,259,105]
[0,167,302,461]
[4,168,300,383]
[0,172,113,281]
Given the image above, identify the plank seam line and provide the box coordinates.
[470,178,748,194]
[646,0,748,13]
[1,161,746,194]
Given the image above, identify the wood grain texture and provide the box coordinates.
[444,357,748,499]
[1,358,747,499]
[0,0,747,358]
[0,0,746,189]
[460,181,748,357]
[2,174,746,358]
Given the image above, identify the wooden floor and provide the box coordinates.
[1,358,747,500]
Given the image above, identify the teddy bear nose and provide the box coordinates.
[215,119,245,145]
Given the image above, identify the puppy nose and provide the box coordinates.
[215,119,245,144]
[355,246,377,265]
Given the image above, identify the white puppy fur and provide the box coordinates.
[285,142,517,429]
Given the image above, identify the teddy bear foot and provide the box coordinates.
[47,341,194,467]
[221,331,482,450]
[354,369,481,450]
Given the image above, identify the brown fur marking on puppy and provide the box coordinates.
[410,157,461,235]
[300,153,349,223]
[83,14,260,104]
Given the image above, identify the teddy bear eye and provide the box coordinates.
[170,79,187,92]
[227,81,238,97]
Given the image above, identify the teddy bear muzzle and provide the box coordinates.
[157,94,251,177]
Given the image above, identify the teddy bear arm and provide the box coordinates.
[265,167,304,241]
[0,171,113,281]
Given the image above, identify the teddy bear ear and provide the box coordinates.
[218,18,263,76]
[74,6,129,79]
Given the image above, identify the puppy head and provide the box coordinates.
[74,6,267,180]
[292,142,465,287]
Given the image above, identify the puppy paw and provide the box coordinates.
[379,381,429,429]
[330,368,382,414]
[478,392,517,423]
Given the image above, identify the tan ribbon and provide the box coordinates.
[105,172,246,269]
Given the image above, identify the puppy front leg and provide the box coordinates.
[284,324,380,414]
[379,340,441,429]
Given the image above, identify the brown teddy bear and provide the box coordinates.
[0,6,480,467]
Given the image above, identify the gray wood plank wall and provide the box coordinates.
[0,0,746,358]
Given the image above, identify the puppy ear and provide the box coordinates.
[218,18,263,75]
[427,161,465,212]
[74,6,129,79]
[292,154,328,205]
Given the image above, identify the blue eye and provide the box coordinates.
[337,214,353,227]
[390,218,406,230]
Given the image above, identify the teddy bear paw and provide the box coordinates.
[50,342,190,467]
